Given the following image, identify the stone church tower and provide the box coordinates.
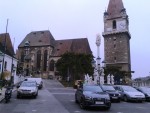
[102,0,131,83]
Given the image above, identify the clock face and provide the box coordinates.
[119,23,126,29]
[117,21,126,30]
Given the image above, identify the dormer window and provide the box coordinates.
[113,20,116,29]
[41,31,44,34]
[39,40,42,42]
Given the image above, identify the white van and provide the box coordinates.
[25,78,43,89]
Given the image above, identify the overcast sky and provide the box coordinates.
[0,0,150,79]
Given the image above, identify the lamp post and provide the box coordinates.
[96,57,101,85]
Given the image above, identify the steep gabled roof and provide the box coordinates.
[53,38,92,56]
[0,33,15,56]
[18,30,55,48]
[107,0,125,19]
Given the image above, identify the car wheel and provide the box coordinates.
[117,99,121,103]
[105,106,111,110]
[79,99,86,109]
[17,94,20,99]
[75,95,78,103]
[123,95,128,102]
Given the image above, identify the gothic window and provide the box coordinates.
[43,50,48,71]
[37,50,41,69]
[114,57,116,62]
[113,20,116,29]
[21,51,24,62]
[49,60,55,71]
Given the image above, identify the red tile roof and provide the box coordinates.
[0,33,15,56]
[53,38,92,56]
[18,30,55,47]
[107,0,124,19]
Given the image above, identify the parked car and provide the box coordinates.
[75,84,111,110]
[100,84,121,102]
[17,81,38,98]
[113,85,145,102]
[135,87,150,101]
[25,78,43,89]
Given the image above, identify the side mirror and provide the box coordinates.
[78,88,83,92]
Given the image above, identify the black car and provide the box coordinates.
[100,85,121,102]
[75,85,111,110]
[135,87,150,101]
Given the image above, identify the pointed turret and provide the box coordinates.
[106,0,126,19]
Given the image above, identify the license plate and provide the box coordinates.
[112,97,118,99]
[95,101,104,104]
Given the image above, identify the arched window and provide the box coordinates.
[49,60,54,71]
[113,20,116,29]
[21,51,24,62]
[43,50,48,71]
[37,50,41,69]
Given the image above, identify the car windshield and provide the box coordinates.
[140,87,150,93]
[102,85,116,91]
[21,82,36,87]
[122,86,137,92]
[83,85,103,92]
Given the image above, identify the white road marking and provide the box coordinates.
[136,107,146,109]
[74,111,81,113]
[70,100,74,102]
[32,110,37,112]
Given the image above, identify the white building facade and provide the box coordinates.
[0,53,18,84]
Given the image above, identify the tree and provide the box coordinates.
[55,52,94,82]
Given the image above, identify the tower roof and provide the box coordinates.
[107,0,125,19]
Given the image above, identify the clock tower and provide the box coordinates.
[102,0,131,83]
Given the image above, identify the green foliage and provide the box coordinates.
[55,52,94,82]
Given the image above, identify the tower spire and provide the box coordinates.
[107,0,125,19]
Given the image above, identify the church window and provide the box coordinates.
[43,50,48,71]
[37,50,41,69]
[114,44,116,48]
[113,20,116,29]
[114,57,116,62]
[49,60,55,71]
[21,51,24,62]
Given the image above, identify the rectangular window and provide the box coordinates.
[4,61,7,70]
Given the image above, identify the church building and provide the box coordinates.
[17,30,92,79]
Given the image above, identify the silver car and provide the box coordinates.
[17,81,38,98]
[114,85,145,102]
